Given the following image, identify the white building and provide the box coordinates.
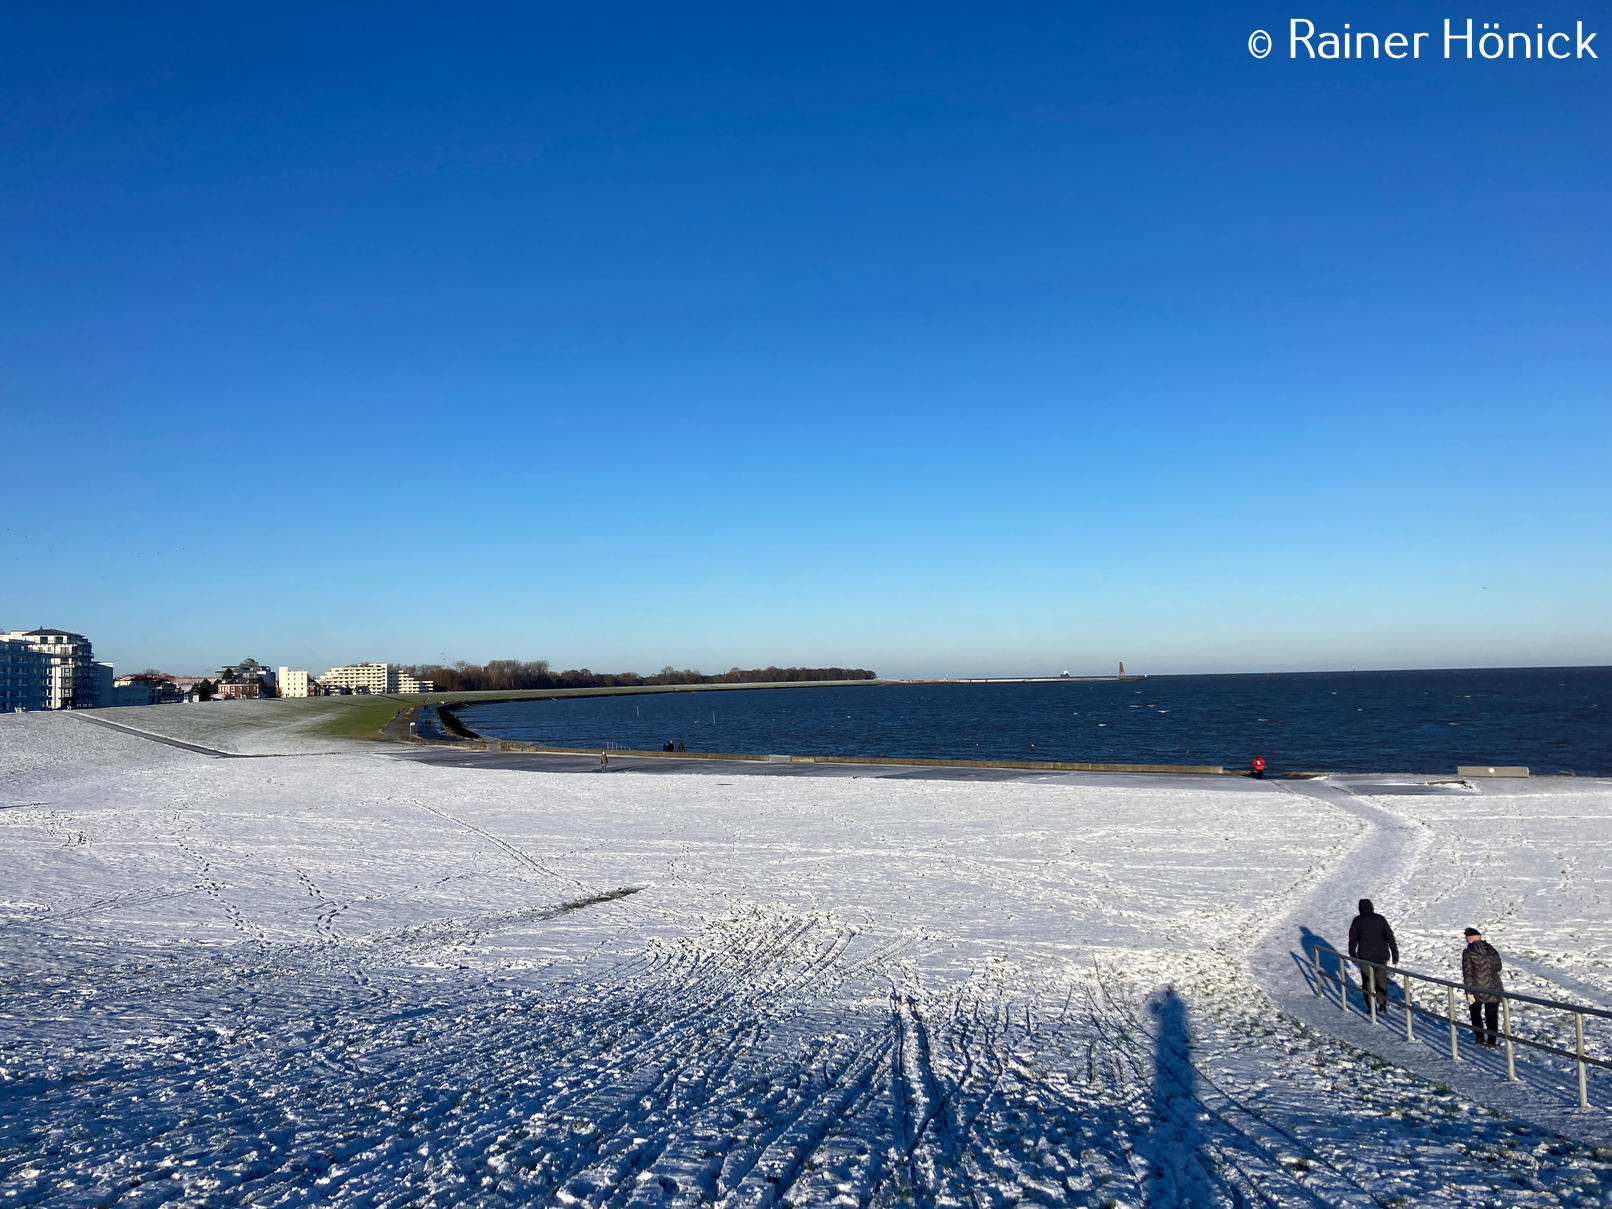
[276,667,315,697]
[317,663,434,695]
[319,662,390,694]
[0,637,49,712]
[0,629,103,709]
[392,671,434,694]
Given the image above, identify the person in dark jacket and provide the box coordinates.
[1348,898,1399,1012]
[1462,927,1505,1047]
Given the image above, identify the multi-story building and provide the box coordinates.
[112,673,185,706]
[94,662,115,708]
[319,662,390,695]
[276,667,316,697]
[318,663,434,695]
[216,658,275,700]
[0,629,102,709]
[0,637,49,712]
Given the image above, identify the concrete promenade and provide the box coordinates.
[397,744,1260,791]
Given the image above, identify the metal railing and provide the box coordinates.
[1308,943,1612,1109]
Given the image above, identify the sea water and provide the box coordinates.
[449,666,1611,776]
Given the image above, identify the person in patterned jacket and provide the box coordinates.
[1462,927,1505,1048]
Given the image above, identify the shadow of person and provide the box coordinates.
[1298,925,1404,1016]
[1138,986,1215,1208]
[1298,926,1349,1007]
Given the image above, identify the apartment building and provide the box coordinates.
[318,663,435,695]
[276,667,316,697]
[0,629,102,709]
[0,637,48,712]
[216,658,276,700]
[318,662,390,694]
[112,673,185,706]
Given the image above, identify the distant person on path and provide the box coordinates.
[676,740,685,752]
[1348,898,1399,1012]
[1462,927,1505,1048]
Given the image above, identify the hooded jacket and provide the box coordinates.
[1348,899,1399,964]
[1462,940,1504,1004]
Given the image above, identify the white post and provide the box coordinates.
[1313,947,1322,997]
[1448,987,1460,1060]
[1576,1013,1589,1109]
[1501,997,1516,1081]
[1404,980,1415,1042]
[1367,966,1377,1025]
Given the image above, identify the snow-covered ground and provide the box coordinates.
[3,703,1611,1207]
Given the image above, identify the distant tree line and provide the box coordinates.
[396,660,877,693]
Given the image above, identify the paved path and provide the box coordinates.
[73,713,344,758]
[1247,775,1611,1143]
[75,713,245,757]
[395,745,1259,792]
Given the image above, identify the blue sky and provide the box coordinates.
[2,2,1607,677]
